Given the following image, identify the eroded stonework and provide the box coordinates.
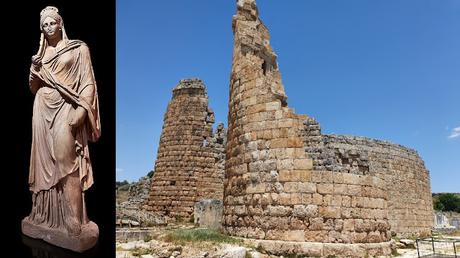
[222,0,433,256]
[146,79,225,220]
[145,1,433,256]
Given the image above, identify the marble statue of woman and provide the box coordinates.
[21,6,101,252]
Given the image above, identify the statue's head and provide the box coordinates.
[40,6,62,26]
[40,6,65,40]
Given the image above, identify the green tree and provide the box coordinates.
[433,198,445,211]
[147,170,155,178]
[434,193,460,212]
[116,180,129,188]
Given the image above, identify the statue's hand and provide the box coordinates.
[69,106,87,128]
[31,55,42,70]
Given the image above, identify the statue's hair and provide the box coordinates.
[40,6,63,28]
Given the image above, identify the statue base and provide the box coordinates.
[21,218,99,253]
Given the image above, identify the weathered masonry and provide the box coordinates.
[146,79,225,219]
[222,0,433,256]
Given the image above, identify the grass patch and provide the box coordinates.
[116,190,129,204]
[143,233,153,242]
[163,228,243,245]
[391,248,400,256]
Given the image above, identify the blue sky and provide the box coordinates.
[117,0,459,193]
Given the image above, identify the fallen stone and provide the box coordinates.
[219,245,247,258]
[141,255,155,258]
[399,239,415,248]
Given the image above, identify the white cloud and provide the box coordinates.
[448,127,460,139]
[116,168,124,173]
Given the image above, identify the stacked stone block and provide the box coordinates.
[146,79,224,219]
[224,1,389,255]
[207,122,227,199]
[224,170,391,243]
[224,0,432,256]
[302,133,433,237]
[144,0,433,256]
[225,0,312,242]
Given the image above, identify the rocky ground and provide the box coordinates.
[116,223,273,258]
[395,235,460,258]
[116,223,460,258]
[116,178,460,257]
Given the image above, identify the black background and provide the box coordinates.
[3,0,115,257]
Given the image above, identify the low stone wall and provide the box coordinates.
[245,239,392,257]
[116,229,152,242]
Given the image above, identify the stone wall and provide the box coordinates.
[223,0,432,256]
[146,79,224,219]
[116,177,166,227]
[317,135,433,237]
[129,176,151,208]
[302,118,433,237]
[223,1,391,255]
[142,1,433,256]
[205,122,227,201]
[225,0,309,239]
[224,170,391,244]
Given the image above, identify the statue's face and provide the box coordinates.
[41,17,61,40]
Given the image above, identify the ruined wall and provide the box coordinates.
[223,1,433,256]
[318,135,433,237]
[146,79,224,219]
[302,117,433,237]
[143,1,432,256]
[206,122,227,200]
[223,1,391,255]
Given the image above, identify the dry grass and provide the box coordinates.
[163,228,243,246]
[446,230,460,237]
[116,190,129,204]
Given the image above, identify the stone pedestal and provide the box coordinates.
[22,218,98,253]
[194,199,223,230]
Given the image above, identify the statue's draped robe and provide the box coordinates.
[26,40,101,229]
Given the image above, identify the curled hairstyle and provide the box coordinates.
[40,6,63,30]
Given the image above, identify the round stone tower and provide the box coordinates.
[146,78,223,219]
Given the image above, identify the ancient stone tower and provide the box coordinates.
[223,0,433,256]
[146,79,225,219]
